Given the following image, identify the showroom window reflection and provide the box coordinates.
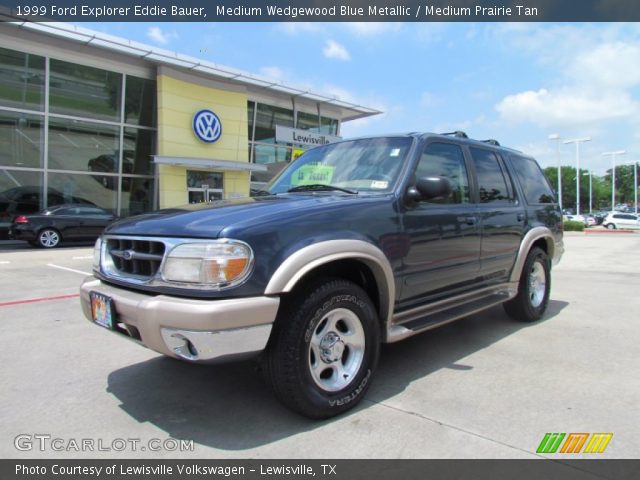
[0,46,156,218]
[247,101,339,169]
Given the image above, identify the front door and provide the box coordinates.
[399,142,481,310]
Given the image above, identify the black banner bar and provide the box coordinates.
[1,0,640,22]
[2,460,640,480]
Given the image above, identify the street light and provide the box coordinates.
[635,162,638,215]
[582,171,592,214]
[626,161,638,214]
[548,134,562,211]
[602,150,626,211]
[564,137,591,215]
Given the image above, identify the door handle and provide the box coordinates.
[465,216,477,225]
[517,213,525,222]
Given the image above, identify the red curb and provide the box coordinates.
[0,293,80,308]
[584,229,636,234]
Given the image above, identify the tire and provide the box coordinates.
[263,278,380,419]
[606,223,616,230]
[503,247,550,322]
[37,228,61,248]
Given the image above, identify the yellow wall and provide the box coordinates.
[156,74,250,207]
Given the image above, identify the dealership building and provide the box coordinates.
[0,22,380,223]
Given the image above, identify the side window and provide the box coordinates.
[469,147,513,204]
[55,208,74,215]
[511,155,556,204]
[78,207,103,215]
[416,143,470,204]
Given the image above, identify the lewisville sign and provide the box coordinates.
[275,125,341,147]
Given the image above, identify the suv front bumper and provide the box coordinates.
[80,277,279,363]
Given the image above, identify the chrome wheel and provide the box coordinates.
[308,307,366,392]
[529,261,547,308]
[39,229,60,248]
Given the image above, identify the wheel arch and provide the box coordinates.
[509,227,555,283]
[264,240,395,336]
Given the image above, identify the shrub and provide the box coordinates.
[563,220,585,231]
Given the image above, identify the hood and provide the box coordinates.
[105,193,388,238]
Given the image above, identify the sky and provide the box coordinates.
[81,21,640,175]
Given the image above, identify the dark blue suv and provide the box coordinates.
[81,131,563,418]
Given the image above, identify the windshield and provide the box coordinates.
[267,136,414,194]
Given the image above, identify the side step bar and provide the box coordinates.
[386,283,518,343]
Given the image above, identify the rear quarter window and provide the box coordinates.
[510,154,556,204]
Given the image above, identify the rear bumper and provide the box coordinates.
[80,277,279,363]
[8,227,36,241]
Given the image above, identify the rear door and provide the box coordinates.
[467,146,525,282]
[399,141,481,308]
[50,207,82,239]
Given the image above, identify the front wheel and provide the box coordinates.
[38,228,61,248]
[606,223,616,230]
[503,247,550,322]
[263,278,380,419]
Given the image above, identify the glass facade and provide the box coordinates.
[0,46,156,232]
[0,43,348,229]
[0,48,45,111]
[247,101,339,185]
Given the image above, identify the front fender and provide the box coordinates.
[264,239,395,328]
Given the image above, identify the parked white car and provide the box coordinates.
[603,212,640,229]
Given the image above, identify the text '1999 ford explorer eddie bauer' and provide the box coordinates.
[81,131,563,418]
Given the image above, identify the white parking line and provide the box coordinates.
[0,261,10,264]
[47,264,91,276]
[72,256,93,260]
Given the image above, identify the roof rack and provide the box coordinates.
[482,139,500,146]
[441,131,469,138]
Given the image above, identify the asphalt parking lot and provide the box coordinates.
[1,233,639,460]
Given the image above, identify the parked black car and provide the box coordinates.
[9,204,116,248]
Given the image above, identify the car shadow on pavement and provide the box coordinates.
[106,300,569,451]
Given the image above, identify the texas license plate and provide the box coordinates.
[90,292,114,329]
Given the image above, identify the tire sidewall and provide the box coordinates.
[292,282,380,416]
[522,248,550,319]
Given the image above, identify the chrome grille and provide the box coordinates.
[105,237,165,279]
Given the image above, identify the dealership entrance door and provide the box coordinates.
[187,171,223,204]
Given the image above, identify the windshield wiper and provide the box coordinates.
[251,189,273,197]
[287,184,358,194]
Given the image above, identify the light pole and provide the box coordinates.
[602,150,626,211]
[626,161,638,214]
[582,171,592,214]
[564,137,591,216]
[635,162,638,214]
[549,134,562,211]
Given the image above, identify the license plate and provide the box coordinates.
[90,292,114,329]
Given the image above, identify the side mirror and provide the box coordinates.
[406,176,453,202]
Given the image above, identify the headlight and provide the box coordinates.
[162,240,253,287]
[93,237,102,272]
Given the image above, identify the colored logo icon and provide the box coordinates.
[193,109,222,143]
[537,432,613,454]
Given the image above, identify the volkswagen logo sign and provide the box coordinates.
[193,109,222,144]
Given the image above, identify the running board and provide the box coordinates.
[386,283,518,343]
